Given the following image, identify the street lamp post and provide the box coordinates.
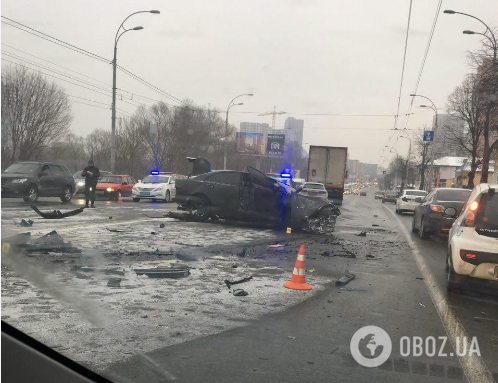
[111,10,160,173]
[223,93,253,170]
[399,135,412,190]
[444,10,498,183]
[410,93,438,191]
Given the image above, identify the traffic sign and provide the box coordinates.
[423,130,434,142]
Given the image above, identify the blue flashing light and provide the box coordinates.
[280,173,292,178]
[150,170,160,175]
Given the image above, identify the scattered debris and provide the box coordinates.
[373,215,378,218]
[287,336,296,340]
[267,244,285,250]
[26,231,80,253]
[134,266,190,279]
[237,248,247,257]
[321,252,334,258]
[106,228,125,233]
[415,277,424,280]
[141,315,148,319]
[336,270,356,286]
[151,232,157,235]
[340,286,366,292]
[109,216,113,219]
[372,224,379,227]
[308,268,316,273]
[224,276,253,289]
[17,219,34,227]
[107,278,121,287]
[356,231,367,237]
[30,205,84,219]
[159,223,165,228]
[232,288,248,296]
[231,264,238,268]
[419,303,426,308]
[13,281,29,286]
[366,254,378,260]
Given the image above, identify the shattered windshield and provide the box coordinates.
[142,176,170,184]
[2,1,498,383]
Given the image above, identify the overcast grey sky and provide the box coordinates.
[2,0,497,165]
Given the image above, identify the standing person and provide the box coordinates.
[81,160,100,208]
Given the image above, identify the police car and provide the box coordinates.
[132,171,178,202]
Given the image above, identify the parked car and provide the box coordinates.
[175,166,340,232]
[382,190,398,203]
[132,172,177,202]
[360,191,367,196]
[395,189,428,214]
[298,182,328,199]
[1,161,75,203]
[73,170,112,195]
[412,188,472,239]
[95,175,137,201]
[374,190,385,199]
[445,183,498,292]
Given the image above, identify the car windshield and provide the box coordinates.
[2,2,498,382]
[436,189,471,202]
[3,163,39,174]
[142,176,170,184]
[98,176,121,183]
[304,183,325,190]
[405,190,427,196]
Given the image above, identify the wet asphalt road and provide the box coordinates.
[2,191,498,383]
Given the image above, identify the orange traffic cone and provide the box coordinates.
[283,244,312,290]
[117,192,123,204]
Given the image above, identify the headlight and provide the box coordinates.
[106,187,114,192]
[11,179,27,183]
[77,181,84,186]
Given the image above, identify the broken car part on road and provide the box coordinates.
[134,266,190,279]
[335,270,356,286]
[30,204,84,219]
[224,276,253,290]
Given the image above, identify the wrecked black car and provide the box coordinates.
[174,166,340,234]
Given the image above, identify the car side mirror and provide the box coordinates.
[443,207,458,218]
[402,197,408,202]
[414,197,423,203]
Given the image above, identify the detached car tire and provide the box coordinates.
[60,186,72,203]
[23,185,38,203]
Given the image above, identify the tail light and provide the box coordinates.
[384,193,387,197]
[430,204,445,212]
[465,253,476,259]
[469,201,478,211]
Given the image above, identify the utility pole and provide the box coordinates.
[224,93,253,170]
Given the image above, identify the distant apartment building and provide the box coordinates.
[240,122,271,135]
[432,114,465,158]
[347,159,360,181]
[284,117,304,147]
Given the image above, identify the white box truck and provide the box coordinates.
[307,146,348,205]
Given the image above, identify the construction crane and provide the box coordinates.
[258,106,286,130]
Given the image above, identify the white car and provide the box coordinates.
[132,173,176,202]
[446,183,498,292]
[299,182,328,199]
[395,189,427,214]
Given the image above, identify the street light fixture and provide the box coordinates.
[223,93,254,170]
[111,10,160,173]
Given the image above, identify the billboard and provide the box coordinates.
[266,134,285,156]
[236,132,285,157]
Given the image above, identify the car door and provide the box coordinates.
[37,165,53,196]
[125,176,135,196]
[415,191,434,227]
[49,165,65,195]
[202,172,241,213]
[247,167,283,218]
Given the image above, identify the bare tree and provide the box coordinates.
[446,74,486,188]
[1,66,72,164]
[85,129,112,171]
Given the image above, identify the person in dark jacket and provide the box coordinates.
[81,160,100,208]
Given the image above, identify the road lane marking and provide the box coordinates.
[383,205,494,383]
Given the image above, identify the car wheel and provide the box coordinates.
[447,254,463,293]
[419,217,430,240]
[132,198,140,202]
[395,206,399,214]
[23,185,38,203]
[188,199,209,221]
[165,190,171,203]
[60,186,72,203]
